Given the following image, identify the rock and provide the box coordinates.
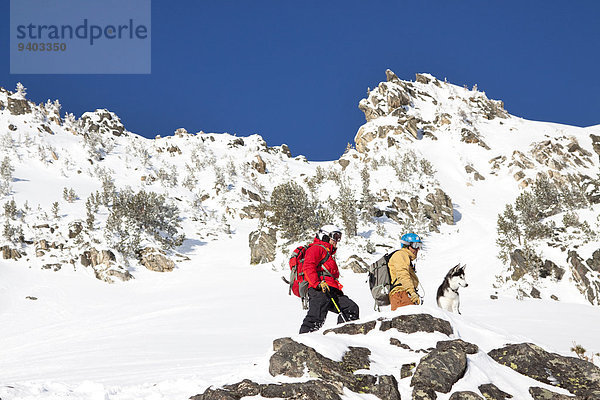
[401,362,416,378]
[529,387,578,399]
[338,159,350,170]
[248,227,277,264]
[280,144,292,158]
[568,250,600,305]
[436,339,478,354]
[191,379,343,400]
[390,338,412,350]
[8,124,17,131]
[461,128,490,150]
[174,128,188,137]
[416,73,431,84]
[530,286,541,298]
[411,341,468,394]
[586,249,600,273]
[68,222,83,239]
[413,387,437,400]
[341,254,368,273]
[379,314,453,336]
[2,245,22,260]
[42,263,61,271]
[252,155,267,174]
[477,384,513,399]
[386,69,400,83]
[589,134,600,163]
[539,259,565,280]
[139,247,175,272]
[26,296,38,300]
[80,109,125,136]
[241,187,262,202]
[449,392,484,400]
[423,189,455,232]
[323,320,376,335]
[488,343,600,398]
[7,97,31,115]
[268,337,399,399]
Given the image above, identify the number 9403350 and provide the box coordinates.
[18,42,67,52]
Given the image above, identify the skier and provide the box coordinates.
[389,232,423,310]
[299,225,359,333]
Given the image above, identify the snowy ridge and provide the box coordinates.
[1,72,599,400]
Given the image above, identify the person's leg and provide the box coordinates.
[299,288,331,333]
[334,294,359,323]
[390,291,413,311]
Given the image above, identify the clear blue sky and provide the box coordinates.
[3,1,600,160]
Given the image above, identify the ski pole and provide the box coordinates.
[327,293,348,323]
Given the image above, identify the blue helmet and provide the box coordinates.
[400,233,422,249]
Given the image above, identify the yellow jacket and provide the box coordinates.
[388,247,418,296]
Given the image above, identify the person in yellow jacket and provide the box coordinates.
[388,232,422,310]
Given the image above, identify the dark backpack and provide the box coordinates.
[367,250,400,310]
[287,244,331,307]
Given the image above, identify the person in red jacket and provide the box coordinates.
[299,225,359,334]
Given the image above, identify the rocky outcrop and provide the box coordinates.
[449,392,483,400]
[268,337,400,400]
[591,134,600,163]
[390,189,454,233]
[80,109,125,136]
[379,313,453,335]
[248,227,277,265]
[567,250,600,305]
[80,248,133,283]
[252,155,267,174]
[323,320,377,335]
[1,245,22,260]
[341,254,368,273]
[460,128,490,150]
[488,343,600,398]
[529,387,580,400]
[7,97,32,115]
[139,247,175,272]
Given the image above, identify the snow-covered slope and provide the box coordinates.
[0,72,599,400]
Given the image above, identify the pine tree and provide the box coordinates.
[336,180,358,237]
[269,181,315,240]
[15,82,27,98]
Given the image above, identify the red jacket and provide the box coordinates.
[303,238,342,291]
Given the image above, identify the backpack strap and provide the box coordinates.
[386,249,401,290]
[314,244,333,279]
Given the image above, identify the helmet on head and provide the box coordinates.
[318,224,342,242]
[400,233,422,250]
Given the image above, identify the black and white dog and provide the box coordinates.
[436,264,468,314]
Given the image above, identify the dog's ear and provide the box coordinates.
[450,264,461,274]
[460,264,466,271]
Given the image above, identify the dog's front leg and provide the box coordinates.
[453,299,461,314]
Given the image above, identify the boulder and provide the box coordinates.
[586,249,600,273]
[241,187,262,202]
[477,383,513,399]
[252,155,267,174]
[488,343,600,398]
[449,392,484,400]
[268,337,400,399]
[379,314,453,336]
[416,73,431,84]
[248,227,277,265]
[411,341,469,394]
[139,247,175,272]
[529,387,579,399]
[68,221,83,239]
[323,320,377,335]
[401,362,416,378]
[2,246,22,260]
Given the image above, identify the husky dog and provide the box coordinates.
[436,264,468,314]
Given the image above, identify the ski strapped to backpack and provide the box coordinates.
[287,243,332,309]
[367,250,401,311]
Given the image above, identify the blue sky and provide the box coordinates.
[2,1,600,160]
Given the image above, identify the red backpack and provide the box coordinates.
[287,244,331,306]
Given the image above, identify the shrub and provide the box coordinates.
[269,181,316,240]
[105,189,184,257]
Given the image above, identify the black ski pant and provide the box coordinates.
[299,287,359,334]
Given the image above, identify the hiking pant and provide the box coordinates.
[390,291,413,310]
[299,287,359,334]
